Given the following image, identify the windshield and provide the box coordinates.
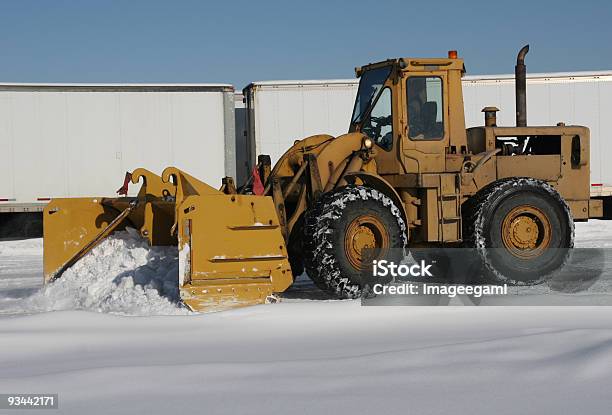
[350,65,392,124]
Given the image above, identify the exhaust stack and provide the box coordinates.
[515,44,529,127]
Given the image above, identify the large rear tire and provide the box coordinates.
[303,185,407,298]
[463,178,574,285]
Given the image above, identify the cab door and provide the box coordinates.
[401,73,449,173]
[360,78,403,175]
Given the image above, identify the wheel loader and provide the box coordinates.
[43,45,604,311]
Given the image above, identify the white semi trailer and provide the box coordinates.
[3,72,611,236]
[243,71,612,196]
[0,83,236,236]
[242,80,359,174]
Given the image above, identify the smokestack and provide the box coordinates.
[482,107,500,127]
[515,44,529,127]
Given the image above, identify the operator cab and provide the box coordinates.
[349,54,467,168]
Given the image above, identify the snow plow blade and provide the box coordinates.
[43,167,293,312]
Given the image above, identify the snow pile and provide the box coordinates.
[26,229,189,316]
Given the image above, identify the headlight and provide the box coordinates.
[363,138,373,149]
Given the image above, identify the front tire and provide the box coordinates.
[303,186,407,298]
[463,178,574,285]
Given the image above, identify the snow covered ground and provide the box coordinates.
[1,222,612,414]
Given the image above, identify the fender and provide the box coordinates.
[343,171,408,228]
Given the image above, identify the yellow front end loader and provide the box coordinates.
[44,46,604,311]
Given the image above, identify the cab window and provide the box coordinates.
[407,77,444,140]
[361,87,393,150]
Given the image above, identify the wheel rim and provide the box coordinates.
[501,205,552,259]
[344,214,390,270]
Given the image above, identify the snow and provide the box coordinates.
[1,304,612,414]
[1,221,612,414]
[0,238,42,315]
[2,229,188,316]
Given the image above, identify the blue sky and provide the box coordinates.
[1,0,611,88]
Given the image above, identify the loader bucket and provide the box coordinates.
[43,167,293,312]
